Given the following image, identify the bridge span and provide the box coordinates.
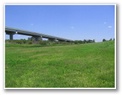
[5,27,73,42]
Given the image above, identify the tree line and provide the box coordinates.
[5,38,114,45]
[73,39,95,44]
[102,38,115,42]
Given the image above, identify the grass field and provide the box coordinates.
[5,41,115,88]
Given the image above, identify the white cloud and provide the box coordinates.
[108,25,112,28]
[104,22,107,24]
[70,26,74,29]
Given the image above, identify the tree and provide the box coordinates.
[93,39,95,43]
[103,39,106,42]
[109,38,112,41]
[83,39,86,43]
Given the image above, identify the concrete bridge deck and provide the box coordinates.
[5,27,73,42]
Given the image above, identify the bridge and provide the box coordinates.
[5,27,73,42]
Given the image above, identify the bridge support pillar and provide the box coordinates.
[48,38,56,41]
[9,33,14,40]
[58,40,64,42]
[32,36,42,41]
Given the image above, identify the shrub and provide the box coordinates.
[28,41,32,44]
[103,39,106,42]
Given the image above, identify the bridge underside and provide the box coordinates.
[5,27,73,42]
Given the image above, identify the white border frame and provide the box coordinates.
[4,4,116,89]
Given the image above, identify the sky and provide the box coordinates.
[5,5,115,42]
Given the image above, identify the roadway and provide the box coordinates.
[5,27,73,42]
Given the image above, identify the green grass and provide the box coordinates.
[5,41,115,88]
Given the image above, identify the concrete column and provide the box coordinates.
[32,36,42,41]
[37,36,42,41]
[35,37,38,41]
[31,36,35,41]
[55,38,58,42]
[48,38,56,41]
[58,40,64,42]
[10,34,14,40]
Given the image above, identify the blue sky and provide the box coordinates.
[5,5,115,42]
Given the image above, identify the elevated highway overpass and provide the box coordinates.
[5,27,73,42]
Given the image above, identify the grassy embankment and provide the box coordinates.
[5,41,115,88]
